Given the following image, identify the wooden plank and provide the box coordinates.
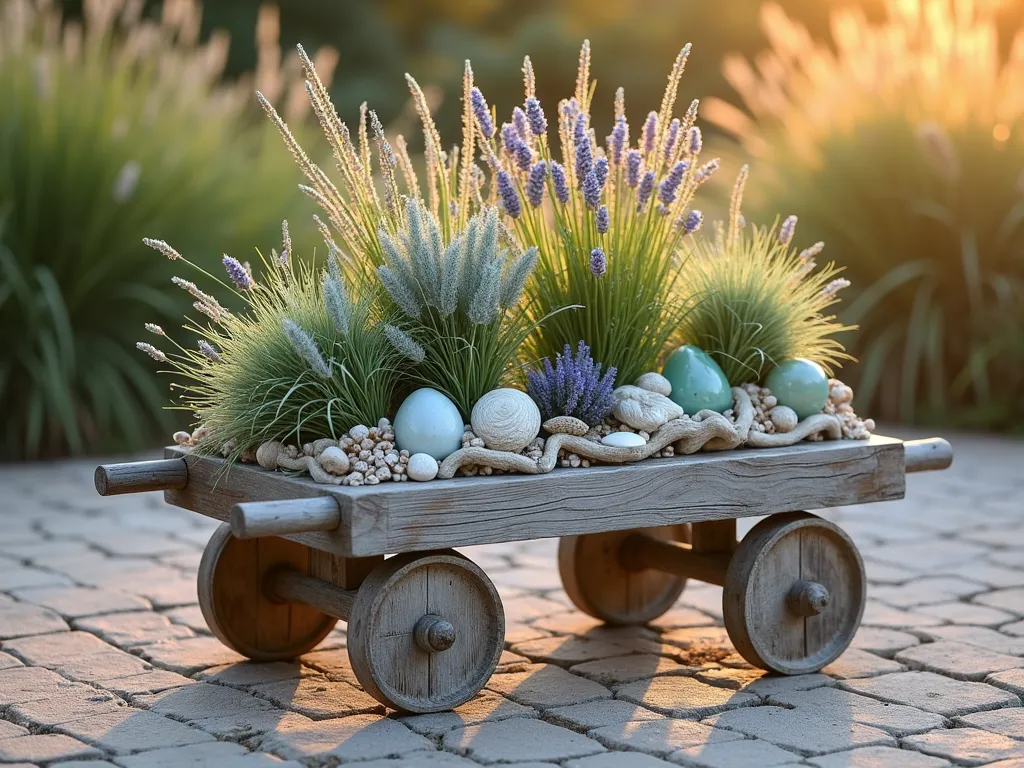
[166,436,906,558]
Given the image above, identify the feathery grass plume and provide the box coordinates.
[135,236,403,459]
[376,199,541,417]
[473,40,709,383]
[704,0,1024,427]
[676,170,854,386]
[0,0,327,459]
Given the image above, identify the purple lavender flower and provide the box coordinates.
[626,150,642,188]
[573,112,587,144]
[694,158,720,184]
[610,115,628,165]
[642,111,658,155]
[574,114,592,186]
[688,125,702,155]
[512,107,529,141]
[526,341,617,426]
[582,170,602,209]
[682,209,704,233]
[514,141,532,173]
[550,161,569,203]
[496,170,521,218]
[222,255,253,290]
[501,123,519,153]
[589,247,607,278]
[525,96,547,136]
[198,340,223,363]
[594,156,609,188]
[596,205,609,234]
[658,160,689,205]
[470,87,495,139]
[778,215,798,246]
[637,170,655,209]
[526,160,547,207]
[663,119,681,161]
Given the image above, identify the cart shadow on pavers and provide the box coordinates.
[95,434,952,713]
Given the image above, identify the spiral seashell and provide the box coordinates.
[471,388,542,452]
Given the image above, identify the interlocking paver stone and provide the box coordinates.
[114,741,249,767]
[444,718,605,763]
[73,611,194,648]
[895,641,1024,681]
[589,719,741,757]
[0,666,92,706]
[253,714,433,761]
[0,651,21,670]
[8,688,126,726]
[485,664,610,708]
[347,754,480,768]
[704,705,896,755]
[976,588,1024,616]
[134,682,277,721]
[0,603,69,639]
[669,738,801,768]
[919,625,1024,655]
[97,669,195,696]
[903,727,1024,766]
[806,745,951,767]
[249,676,384,718]
[512,635,634,665]
[136,637,246,675]
[187,709,310,741]
[840,671,1019,716]
[565,753,675,768]
[2,629,109,664]
[986,668,1024,697]
[11,586,149,619]
[768,685,946,736]
[957,707,1024,739]
[849,627,920,657]
[54,709,215,754]
[615,676,759,718]
[0,733,102,763]
[821,649,906,679]
[570,654,690,685]
[915,600,1016,626]
[0,720,28,740]
[545,699,665,730]
[398,691,535,736]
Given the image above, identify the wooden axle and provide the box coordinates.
[620,531,731,586]
[95,458,188,496]
[265,566,457,655]
[903,437,953,473]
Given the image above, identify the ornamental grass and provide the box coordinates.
[705,0,1024,427]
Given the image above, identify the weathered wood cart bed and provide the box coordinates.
[95,434,952,713]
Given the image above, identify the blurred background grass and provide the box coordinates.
[3,0,1022,458]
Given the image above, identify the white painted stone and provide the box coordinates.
[601,431,646,447]
[406,452,440,482]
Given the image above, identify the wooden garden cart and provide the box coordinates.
[95,434,952,713]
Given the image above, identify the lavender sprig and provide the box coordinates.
[682,209,704,234]
[574,114,592,185]
[610,115,629,165]
[582,170,602,209]
[199,340,223,363]
[658,160,689,205]
[550,161,569,203]
[589,247,607,278]
[642,111,658,155]
[512,107,529,141]
[637,171,655,209]
[527,161,547,207]
[470,87,495,139]
[525,97,547,136]
[663,119,681,161]
[626,150,642,188]
[496,170,522,219]
[222,255,254,290]
[526,341,617,426]
[596,205,609,234]
[778,215,798,246]
[687,126,702,155]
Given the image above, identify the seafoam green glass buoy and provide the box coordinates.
[764,358,829,420]
[662,345,733,414]
[394,388,464,460]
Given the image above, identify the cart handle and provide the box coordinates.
[95,458,188,496]
[230,497,341,539]
[903,437,953,473]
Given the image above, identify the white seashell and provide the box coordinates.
[769,405,799,433]
[635,371,672,397]
[543,416,590,437]
[612,385,685,432]
[407,453,439,482]
[317,446,351,476]
[470,388,541,452]
[256,441,283,469]
[172,431,191,446]
[349,424,370,441]
[601,431,647,448]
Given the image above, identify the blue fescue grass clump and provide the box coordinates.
[527,341,617,426]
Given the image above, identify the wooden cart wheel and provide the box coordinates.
[198,524,337,661]
[559,524,690,625]
[723,512,865,675]
[346,550,504,714]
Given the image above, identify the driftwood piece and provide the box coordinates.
[438,387,756,479]
[745,414,843,448]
